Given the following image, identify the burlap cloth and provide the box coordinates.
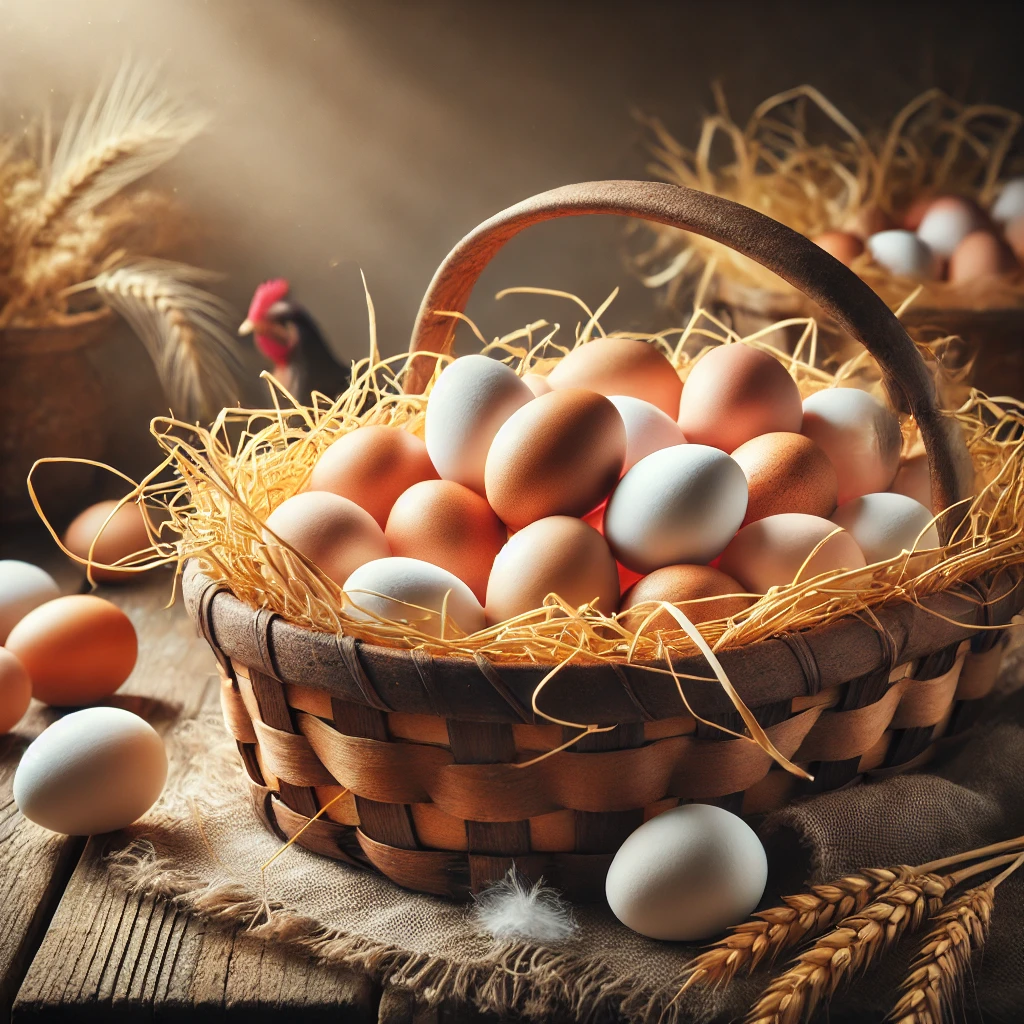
[113,641,1024,1024]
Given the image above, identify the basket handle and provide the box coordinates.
[406,180,972,537]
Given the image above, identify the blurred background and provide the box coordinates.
[3,0,1024,486]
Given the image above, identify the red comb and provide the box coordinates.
[248,278,290,322]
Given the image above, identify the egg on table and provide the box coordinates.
[5,594,137,706]
[800,388,902,504]
[605,804,768,941]
[0,647,32,733]
[263,491,390,587]
[14,707,167,835]
[947,231,1018,284]
[0,560,60,644]
[64,499,154,583]
[811,231,865,266]
[607,395,687,473]
[730,431,838,524]
[424,354,534,494]
[619,564,751,633]
[676,344,803,453]
[546,337,683,418]
[991,177,1024,226]
[484,515,619,624]
[719,513,866,594]
[385,479,507,602]
[343,557,485,638]
[484,388,626,531]
[831,492,939,563]
[603,445,748,574]
[309,425,437,528]
[916,196,988,258]
[867,230,940,279]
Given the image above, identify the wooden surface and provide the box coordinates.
[0,528,493,1023]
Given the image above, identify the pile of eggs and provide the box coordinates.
[265,337,940,638]
[812,177,1024,284]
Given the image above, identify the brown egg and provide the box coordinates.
[385,480,507,602]
[485,516,619,624]
[731,432,838,525]
[948,230,1018,284]
[844,203,892,240]
[263,491,390,586]
[620,565,751,633]
[583,502,644,591]
[522,373,553,397]
[5,595,137,706]
[719,513,866,594]
[484,388,626,531]
[811,231,865,266]
[1005,216,1024,262]
[0,646,32,733]
[902,195,936,231]
[309,425,438,527]
[677,344,803,453]
[64,500,155,584]
[546,337,683,417]
[890,453,932,509]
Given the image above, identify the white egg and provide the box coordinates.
[605,803,767,941]
[0,560,60,644]
[917,198,986,258]
[424,355,533,494]
[831,492,939,563]
[991,178,1024,225]
[14,707,167,835]
[800,388,902,504]
[343,556,485,638]
[603,445,748,574]
[866,230,939,278]
[608,395,687,473]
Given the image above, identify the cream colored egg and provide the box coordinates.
[0,560,60,644]
[608,395,687,473]
[605,804,767,941]
[800,388,902,504]
[719,513,866,594]
[992,178,1024,225]
[603,445,748,574]
[522,373,553,397]
[867,230,940,279]
[890,453,932,508]
[0,647,32,734]
[831,492,939,564]
[342,557,484,638]
[13,707,167,835]
[424,355,533,493]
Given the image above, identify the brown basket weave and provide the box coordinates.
[185,182,1024,901]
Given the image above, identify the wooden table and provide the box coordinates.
[0,527,488,1023]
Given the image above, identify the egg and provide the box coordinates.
[831,492,939,563]
[13,707,167,835]
[546,337,682,417]
[603,445,748,574]
[867,230,940,278]
[310,425,437,528]
[890,453,932,508]
[917,196,987,258]
[619,565,751,632]
[484,516,619,623]
[424,355,534,493]
[607,395,687,473]
[800,388,902,504]
[385,480,507,602]
[948,231,1017,284]
[343,557,484,638]
[676,344,803,453]
[484,388,626,531]
[263,491,390,586]
[991,178,1024,225]
[64,499,153,583]
[844,203,892,240]
[719,513,866,593]
[902,195,936,231]
[5,595,137,706]
[0,560,60,644]
[522,373,553,397]
[731,432,838,524]
[582,502,645,592]
[811,231,865,266]
[1006,215,1024,263]
[605,804,767,941]
[0,647,32,733]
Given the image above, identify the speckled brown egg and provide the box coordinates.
[619,565,751,633]
[485,516,619,624]
[811,231,865,266]
[309,425,437,527]
[731,432,838,525]
[677,345,803,453]
[948,231,1018,283]
[64,500,154,584]
[385,480,508,602]
[484,388,626,531]
[546,338,683,417]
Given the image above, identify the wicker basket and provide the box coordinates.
[185,182,1024,902]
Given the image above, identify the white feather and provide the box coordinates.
[471,869,577,944]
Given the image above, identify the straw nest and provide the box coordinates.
[636,86,1024,315]
[89,287,1024,675]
